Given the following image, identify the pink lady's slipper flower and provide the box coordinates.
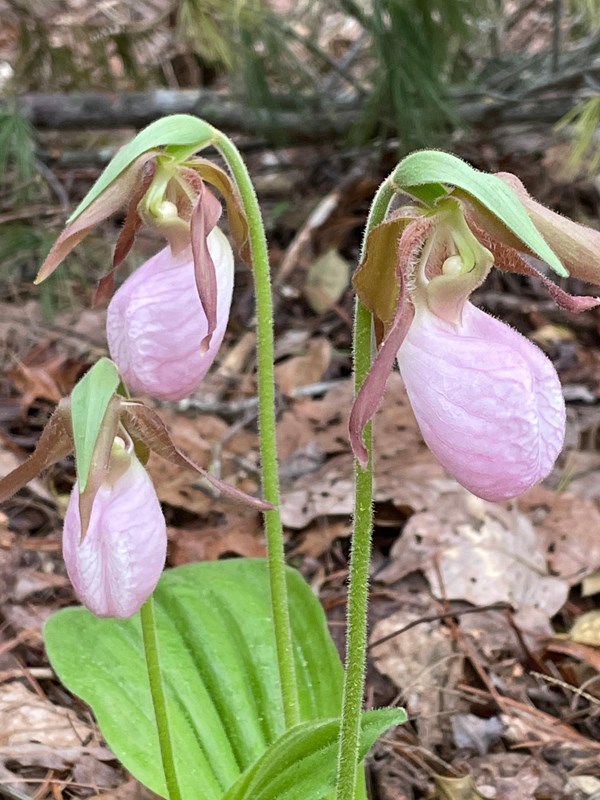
[350,185,600,502]
[63,437,166,618]
[0,361,272,618]
[35,126,250,401]
[396,299,565,501]
[107,228,234,400]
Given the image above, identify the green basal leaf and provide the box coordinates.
[394,150,568,277]
[43,560,369,800]
[70,358,120,493]
[223,709,406,800]
[68,115,214,223]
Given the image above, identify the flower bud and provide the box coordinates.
[396,302,565,501]
[106,227,234,400]
[62,440,166,618]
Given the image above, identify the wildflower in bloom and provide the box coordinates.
[63,436,166,618]
[0,361,271,618]
[396,295,565,501]
[35,130,249,401]
[107,228,234,400]
[350,184,600,502]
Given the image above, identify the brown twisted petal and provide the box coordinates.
[349,218,432,467]
[35,152,159,284]
[495,172,600,286]
[469,219,600,313]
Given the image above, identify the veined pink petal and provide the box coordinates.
[397,303,565,501]
[63,453,166,618]
[106,227,234,400]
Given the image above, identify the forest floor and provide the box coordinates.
[1,136,600,800]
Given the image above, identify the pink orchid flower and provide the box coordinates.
[350,188,600,502]
[107,227,234,400]
[35,147,247,401]
[396,300,565,501]
[63,436,166,618]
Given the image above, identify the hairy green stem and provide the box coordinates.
[211,129,300,728]
[336,179,396,800]
[140,597,183,800]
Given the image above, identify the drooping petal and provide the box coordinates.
[397,303,565,501]
[93,161,157,306]
[106,228,234,400]
[349,270,413,468]
[63,451,166,618]
[495,172,600,285]
[35,153,157,284]
[349,218,431,467]
[190,181,222,351]
[468,219,600,312]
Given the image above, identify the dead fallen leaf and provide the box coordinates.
[304,248,350,313]
[371,598,464,749]
[465,753,566,800]
[275,337,332,396]
[519,486,600,585]
[293,518,351,558]
[169,514,265,564]
[380,491,568,623]
[451,714,505,756]
[6,344,88,412]
[433,773,493,800]
[280,454,353,528]
[0,743,113,772]
[73,753,122,789]
[11,569,69,602]
[583,570,600,596]
[0,447,54,503]
[95,779,163,800]
[569,610,600,646]
[0,682,90,747]
[545,639,600,672]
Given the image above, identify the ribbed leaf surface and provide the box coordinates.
[223,710,406,800]
[44,560,367,800]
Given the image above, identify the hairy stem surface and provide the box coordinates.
[212,129,300,728]
[336,179,396,800]
[140,597,183,800]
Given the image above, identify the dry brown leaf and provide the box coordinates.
[95,779,163,800]
[11,569,69,602]
[433,773,493,799]
[169,513,265,564]
[380,491,568,622]
[6,347,87,412]
[275,337,332,396]
[0,683,91,747]
[0,447,54,503]
[519,486,600,585]
[280,454,353,528]
[72,753,122,789]
[304,249,350,313]
[371,605,464,749]
[568,610,600,646]
[466,753,567,800]
[582,570,600,596]
[0,743,113,772]
[545,639,600,671]
[293,518,351,558]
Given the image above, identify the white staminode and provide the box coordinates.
[442,255,464,276]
